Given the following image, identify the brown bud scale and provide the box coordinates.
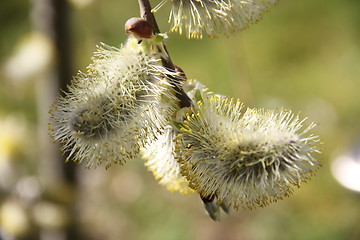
[125,17,153,39]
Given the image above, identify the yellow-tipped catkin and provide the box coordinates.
[140,79,215,195]
[49,38,179,168]
[141,126,193,194]
[166,0,279,38]
[176,95,320,210]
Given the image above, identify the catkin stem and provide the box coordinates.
[138,0,161,33]
[137,0,192,108]
[137,0,215,218]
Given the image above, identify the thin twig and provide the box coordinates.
[138,0,160,33]
[137,0,192,108]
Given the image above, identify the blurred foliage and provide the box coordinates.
[1,0,360,240]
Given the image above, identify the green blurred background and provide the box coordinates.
[1,0,360,239]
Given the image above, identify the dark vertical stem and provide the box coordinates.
[52,0,72,99]
[50,0,78,193]
[137,0,192,108]
[33,0,80,239]
[51,1,80,239]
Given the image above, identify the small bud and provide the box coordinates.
[201,196,221,221]
[125,17,153,39]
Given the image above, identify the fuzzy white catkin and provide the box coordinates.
[165,0,279,38]
[140,79,212,194]
[141,125,193,194]
[49,38,179,169]
[176,95,320,210]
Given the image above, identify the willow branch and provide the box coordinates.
[138,0,160,33]
[137,0,192,108]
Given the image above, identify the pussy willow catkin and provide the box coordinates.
[165,0,278,38]
[176,95,320,210]
[49,38,178,169]
[141,79,213,194]
[141,125,193,194]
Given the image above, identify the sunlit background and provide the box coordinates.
[1,0,360,239]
